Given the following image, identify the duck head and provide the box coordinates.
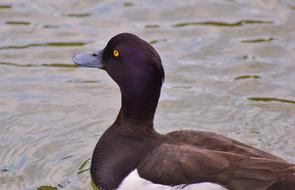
[73,33,165,122]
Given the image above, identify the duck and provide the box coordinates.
[73,33,295,190]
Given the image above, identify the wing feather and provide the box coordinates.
[137,143,295,190]
[167,130,285,161]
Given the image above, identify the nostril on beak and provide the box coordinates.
[92,53,98,57]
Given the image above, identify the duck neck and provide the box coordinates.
[118,80,161,123]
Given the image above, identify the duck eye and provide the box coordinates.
[113,50,119,57]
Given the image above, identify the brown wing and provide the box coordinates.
[137,143,295,190]
[167,130,285,161]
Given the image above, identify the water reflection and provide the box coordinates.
[64,13,91,17]
[234,75,261,80]
[77,158,91,175]
[241,38,274,43]
[0,62,77,68]
[0,5,12,9]
[6,21,30,25]
[0,42,87,50]
[248,97,295,104]
[37,186,58,190]
[173,20,273,27]
[145,24,160,28]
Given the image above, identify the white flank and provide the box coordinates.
[118,169,228,190]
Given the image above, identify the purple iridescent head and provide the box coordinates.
[73,33,165,88]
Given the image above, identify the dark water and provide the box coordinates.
[1,0,295,189]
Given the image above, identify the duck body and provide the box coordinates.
[73,33,295,190]
[90,119,293,190]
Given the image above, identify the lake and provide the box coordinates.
[1,0,295,189]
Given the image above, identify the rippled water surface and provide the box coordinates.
[1,0,295,189]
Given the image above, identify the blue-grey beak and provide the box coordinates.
[72,50,104,69]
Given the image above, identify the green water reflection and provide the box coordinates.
[0,42,87,50]
[173,20,273,27]
[77,158,91,175]
[6,21,30,25]
[234,75,261,80]
[65,13,91,17]
[241,38,274,43]
[248,97,295,104]
[36,186,57,190]
[0,5,12,9]
[0,62,78,68]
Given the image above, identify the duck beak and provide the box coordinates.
[72,50,104,69]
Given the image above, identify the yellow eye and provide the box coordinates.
[113,50,119,57]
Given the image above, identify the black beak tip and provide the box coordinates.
[72,54,81,66]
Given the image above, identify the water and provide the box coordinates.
[1,0,295,189]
